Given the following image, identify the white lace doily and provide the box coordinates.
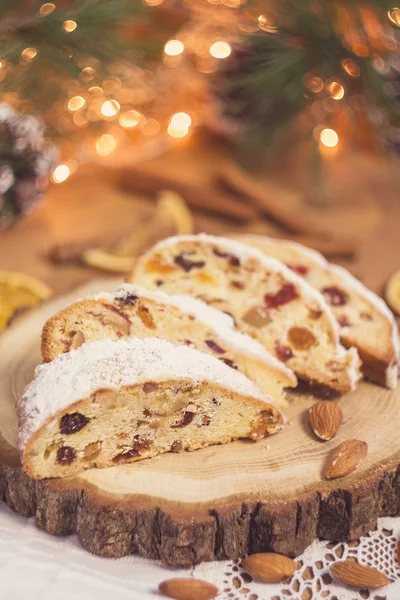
[0,502,399,600]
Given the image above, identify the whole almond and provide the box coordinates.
[158,578,219,600]
[324,440,368,480]
[241,553,296,582]
[330,560,390,588]
[70,330,85,350]
[309,401,342,441]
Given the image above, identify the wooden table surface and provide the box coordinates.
[0,136,399,296]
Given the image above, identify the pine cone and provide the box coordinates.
[0,103,58,230]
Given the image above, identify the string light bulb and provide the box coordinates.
[21,48,37,61]
[320,128,339,148]
[209,41,231,59]
[52,164,70,184]
[62,20,77,33]
[164,40,184,56]
[168,112,192,138]
[96,134,116,155]
[119,110,140,128]
[326,81,345,100]
[341,58,360,78]
[101,100,120,117]
[388,8,400,26]
[39,3,55,15]
[68,96,85,111]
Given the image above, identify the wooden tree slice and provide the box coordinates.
[1,280,400,568]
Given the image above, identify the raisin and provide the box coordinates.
[143,382,158,393]
[264,283,299,309]
[274,342,293,362]
[288,327,317,350]
[286,263,309,276]
[212,248,240,266]
[201,415,211,426]
[205,339,226,354]
[170,440,183,452]
[336,315,351,328]
[321,286,348,306]
[137,304,156,329]
[143,408,153,417]
[174,254,205,272]
[221,358,238,370]
[231,281,245,289]
[56,446,76,465]
[112,448,140,463]
[171,411,195,428]
[155,280,163,287]
[119,293,138,305]
[60,412,89,434]
[184,339,194,346]
[242,306,271,328]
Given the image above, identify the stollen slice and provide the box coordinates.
[231,234,399,389]
[41,284,297,407]
[130,234,361,393]
[18,337,284,479]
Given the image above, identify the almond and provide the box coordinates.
[309,401,342,441]
[330,560,390,588]
[241,552,296,582]
[70,330,85,350]
[323,439,368,480]
[158,578,219,600]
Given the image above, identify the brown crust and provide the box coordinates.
[2,437,400,567]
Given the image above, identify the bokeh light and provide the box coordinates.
[68,96,85,111]
[119,110,140,128]
[96,134,116,155]
[52,164,70,184]
[101,100,120,117]
[210,41,231,59]
[320,128,339,148]
[62,20,77,33]
[164,40,184,56]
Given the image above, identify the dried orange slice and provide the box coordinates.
[385,270,400,316]
[0,271,52,330]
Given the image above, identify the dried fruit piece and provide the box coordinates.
[288,327,317,350]
[0,270,52,330]
[83,441,102,460]
[171,411,195,428]
[321,286,349,307]
[242,306,271,328]
[330,561,390,589]
[336,315,351,328]
[385,269,400,315]
[323,440,368,479]
[397,540,400,565]
[264,283,299,309]
[241,553,296,583]
[231,280,245,289]
[118,293,138,306]
[205,339,226,354]
[70,330,85,350]
[286,263,309,276]
[137,304,156,329]
[56,446,76,465]
[309,401,342,441]
[145,257,177,274]
[112,448,140,463]
[274,342,293,362]
[159,577,219,600]
[221,358,238,369]
[170,440,183,452]
[95,304,131,335]
[250,410,278,440]
[82,249,134,273]
[143,382,158,393]
[174,254,205,272]
[60,412,90,435]
[212,247,240,266]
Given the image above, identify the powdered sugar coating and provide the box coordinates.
[18,337,276,449]
[154,234,342,346]
[112,284,296,384]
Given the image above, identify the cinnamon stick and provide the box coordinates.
[119,167,258,222]
[218,162,329,237]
